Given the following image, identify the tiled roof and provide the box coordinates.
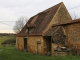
[16,25,28,37]
[53,19,80,27]
[43,19,80,36]
[16,2,62,37]
[43,26,61,36]
[45,19,80,36]
[44,26,65,44]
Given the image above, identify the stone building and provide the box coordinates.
[16,2,80,56]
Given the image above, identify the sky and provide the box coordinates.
[0,0,80,33]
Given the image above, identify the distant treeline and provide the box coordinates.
[0,33,16,36]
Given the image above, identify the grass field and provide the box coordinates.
[0,46,80,60]
[0,36,15,45]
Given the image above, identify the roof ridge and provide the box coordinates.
[16,2,63,36]
[27,2,63,22]
[41,2,62,34]
[53,19,80,27]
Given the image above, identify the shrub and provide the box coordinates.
[1,39,16,45]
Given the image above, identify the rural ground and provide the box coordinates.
[0,46,80,60]
[0,35,80,60]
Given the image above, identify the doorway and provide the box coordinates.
[37,41,41,54]
[24,38,27,50]
[44,36,51,55]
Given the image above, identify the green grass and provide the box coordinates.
[0,36,15,45]
[0,46,80,60]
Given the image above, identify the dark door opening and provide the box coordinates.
[24,38,27,50]
[44,36,51,55]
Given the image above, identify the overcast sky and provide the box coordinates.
[0,0,80,33]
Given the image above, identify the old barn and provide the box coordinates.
[16,2,80,56]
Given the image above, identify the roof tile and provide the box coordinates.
[16,2,62,36]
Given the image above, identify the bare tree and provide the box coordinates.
[13,17,28,34]
[70,12,78,20]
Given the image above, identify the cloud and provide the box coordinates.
[0,30,14,33]
[0,0,80,33]
[0,23,14,33]
[0,8,16,21]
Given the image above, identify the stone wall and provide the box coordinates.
[52,43,64,56]
[16,37,24,50]
[67,23,80,47]
[67,23,80,55]
[44,2,71,34]
[28,36,44,54]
